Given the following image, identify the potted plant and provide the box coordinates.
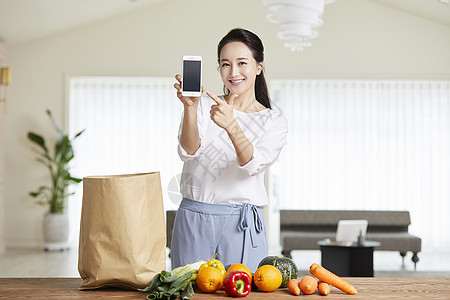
[27,110,84,250]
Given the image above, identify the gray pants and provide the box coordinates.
[170,198,268,272]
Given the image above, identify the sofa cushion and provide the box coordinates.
[366,232,421,252]
[280,210,411,227]
[281,231,421,252]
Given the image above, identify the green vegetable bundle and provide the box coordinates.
[139,261,205,300]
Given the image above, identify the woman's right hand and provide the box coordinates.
[174,74,204,107]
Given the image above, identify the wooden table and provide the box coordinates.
[1,277,450,299]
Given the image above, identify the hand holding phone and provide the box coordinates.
[181,55,202,97]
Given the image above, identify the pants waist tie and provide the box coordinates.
[179,198,264,264]
[238,204,264,264]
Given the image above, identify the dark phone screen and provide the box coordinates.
[183,60,201,92]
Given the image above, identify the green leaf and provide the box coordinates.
[65,152,75,163]
[55,136,71,164]
[160,271,179,283]
[28,110,85,213]
[27,132,48,153]
[29,186,50,198]
[29,191,42,197]
[35,200,48,207]
[186,281,194,299]
[138,273,162,292]
[46,109,63,139]
[74,129,85,139]
[181,290,189,300]
[65,174,82,183]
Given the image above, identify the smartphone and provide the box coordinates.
[182,55,202,97]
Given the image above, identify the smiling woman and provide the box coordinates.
[217,29,271,110]
[170,28,288,272]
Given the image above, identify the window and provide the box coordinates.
[269,80,450,250]
[68,77,450,251]
[67,76,183,243]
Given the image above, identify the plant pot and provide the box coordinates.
[43,213,70,251]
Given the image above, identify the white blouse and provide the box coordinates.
[177,95,288,207]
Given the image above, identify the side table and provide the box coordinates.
[318,240,380,277]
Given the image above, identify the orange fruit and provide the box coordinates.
[253,265,282,292]
[196,266,223,293]
[299,275,318,295]
[225,263,252,281]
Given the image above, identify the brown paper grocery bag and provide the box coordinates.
[78,172,166,290]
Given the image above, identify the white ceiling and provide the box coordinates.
[0,0,449,47]
[368,0,450,26]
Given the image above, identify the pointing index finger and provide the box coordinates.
[206,91,223,105]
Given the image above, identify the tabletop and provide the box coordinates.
[1,277,450,299]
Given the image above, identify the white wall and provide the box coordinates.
[0,41,6,252]
[4,0,450,247]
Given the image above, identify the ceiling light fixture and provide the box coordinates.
[263,0,335,51]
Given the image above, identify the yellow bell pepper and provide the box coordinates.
[198,259,226,277]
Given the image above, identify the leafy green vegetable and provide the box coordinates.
[139,261,206,299]
[160,270,179,283]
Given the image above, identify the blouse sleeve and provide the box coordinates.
[177,97,207,161]
[237,111,288,176]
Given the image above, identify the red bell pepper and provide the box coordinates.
[223,271,251,297]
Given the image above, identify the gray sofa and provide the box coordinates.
[166,210,177,253]
[280,210,422,269]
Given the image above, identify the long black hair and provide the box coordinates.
[217,28,271,109]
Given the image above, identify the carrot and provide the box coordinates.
[288,278,301,296]
[310,263,357,295]
[318,281,331,296]
[299,275,317,295]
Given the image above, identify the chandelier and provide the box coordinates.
[263,0,335,51]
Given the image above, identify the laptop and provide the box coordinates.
[336,220,368,243]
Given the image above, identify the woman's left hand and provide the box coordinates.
[207,91,239,131]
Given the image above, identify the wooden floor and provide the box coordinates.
[1,247,450,278]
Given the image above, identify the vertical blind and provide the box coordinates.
[269,80,450,250]
[68,77,450,251]
[68,76,184,243]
